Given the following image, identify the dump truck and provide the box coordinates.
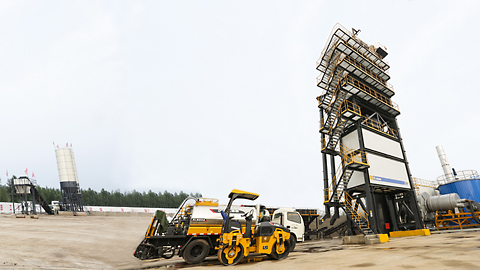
[133,196,271,264]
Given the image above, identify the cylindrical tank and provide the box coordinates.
[426,193,461,212]
[55,148,79,192]
[436,145,454,182]
[439,179,480,203]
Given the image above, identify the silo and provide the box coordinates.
[56,148,79,192]
[55,146,84,212]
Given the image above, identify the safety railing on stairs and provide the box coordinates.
[325,84,346,114]
[339,143,369,167]
[325,99,348,136]
[317,52,345,90]
[343,192,370,230]
[321,99,361,135]
[322,141,369,203]
[324,160,345,203]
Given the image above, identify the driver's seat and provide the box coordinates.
[243,213,253,238]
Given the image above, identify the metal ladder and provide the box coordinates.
[342,194,374,235]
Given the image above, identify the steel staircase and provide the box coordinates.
[321,100,361,154]
[322,143,373,235]
[318,70,347,110]
[320,85,348,134]
[324,144,369,203]
[342,193,374,235]
[331,169,353,201]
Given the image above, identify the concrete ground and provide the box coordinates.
[1,213,480,269]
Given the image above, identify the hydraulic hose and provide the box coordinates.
[468,201,480,224]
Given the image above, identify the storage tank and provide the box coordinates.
[438,176,480,203]
[55,147,79,192]
[435,145,480,203]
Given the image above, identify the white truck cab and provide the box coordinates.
[272,208,305,245]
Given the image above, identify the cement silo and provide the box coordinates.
[55,146,84,212]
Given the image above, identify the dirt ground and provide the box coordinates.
[1,214,480,270]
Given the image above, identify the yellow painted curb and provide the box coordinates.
[389,229,430,238]
[378,234,389,243]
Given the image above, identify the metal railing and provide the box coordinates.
[343,192,370,229]
[361,117,398,138]
[436,170,480,185]
[317,55,346,91]
[323,158,345,203]
[413,177,437,195]
[322,141,368,202]
[341,75,399,112]
[340,100,361,116]
[342,54,394,94]
[413,177,437,188]
[320,98,399,139]
[317,23,389,72]
[339,143,368,167]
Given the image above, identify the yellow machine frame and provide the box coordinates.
[435,209,480,230]
[217,189,291,265]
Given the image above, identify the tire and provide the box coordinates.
[269,240,291,260]
[289,234,297,252]
[217,245,244,265]
[183,239,210,264]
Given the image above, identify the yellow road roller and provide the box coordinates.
[217,189,291,265]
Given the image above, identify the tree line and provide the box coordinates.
[0,179,201,208]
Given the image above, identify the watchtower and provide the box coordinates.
[316,24,423,235]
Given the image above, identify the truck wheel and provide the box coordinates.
[268,240,291,260]
[218,245,244,265]
[183,239,209,264]
[289,234,297,251]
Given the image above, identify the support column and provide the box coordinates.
[320,109,331,218]
[395,118,424,229]
[357,125,380,233]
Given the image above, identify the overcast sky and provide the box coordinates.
[1,1,479,209]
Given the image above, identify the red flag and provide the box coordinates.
[53,141,55,146]
[32,172,35,178]
[25,168,28,175]
[6,170,8,177]
[57,145,59,149]
[70,143,72,147]
[66,142,68,147]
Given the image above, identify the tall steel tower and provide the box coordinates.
[316,24,423,235]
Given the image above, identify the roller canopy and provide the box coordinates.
[228,189,259,201]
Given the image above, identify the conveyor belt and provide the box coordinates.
[32,186,54,215]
